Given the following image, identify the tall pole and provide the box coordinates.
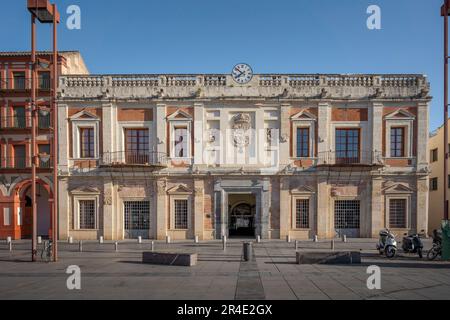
[31,15,37,262]
[52,3,58,262]
[445,0,449,221]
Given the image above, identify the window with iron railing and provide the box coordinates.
[13,72,26,90]
[335,129,360,164]
[174,199,188,230]
[125,129,149,164]
[13,145,26,169]
[13,107,27,129]
[38,72,51,90]
[79,200,96,230]
[295,199,309,229]
[389,199,407,228]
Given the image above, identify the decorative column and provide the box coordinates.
[155,104,167,156]
[416,102,430,171]
[194,179,205,240]
[279,177,290,239]
[193,103,204,166]
[260,179,271,239]
[317,102,330,155]
[416,176,429,235]
[371,102,383,155]
[213,179,223,239]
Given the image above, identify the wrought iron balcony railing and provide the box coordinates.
[0,115,51,129]
[0,156,53,170]
[100,151,167,168]
[317,151,384,167]
[0,78,51,91]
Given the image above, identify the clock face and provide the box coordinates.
[232,63,253,84]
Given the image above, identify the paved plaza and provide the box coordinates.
[0,239,449,300]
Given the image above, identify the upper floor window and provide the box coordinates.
[174,126,188,158]
[38,72,50,90]
[13,107,26,129]
[296,128,310,158]
[430,177,438,191]
[335,129,360,164]
[390,127,405,158]
[13,72,26,89]
[125,129,149,164]
[80,127,95,159]
[431,149,438,163]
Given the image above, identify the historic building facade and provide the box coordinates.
[0,51,88,240]
[56,73,431,241]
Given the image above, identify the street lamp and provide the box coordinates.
[27,0,60,262]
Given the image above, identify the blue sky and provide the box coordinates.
[0,0,444,130]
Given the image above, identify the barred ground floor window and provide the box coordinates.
[174,199,188,229]
[389,199,407,228]
[79,200,96,229]
[295,199,309,229]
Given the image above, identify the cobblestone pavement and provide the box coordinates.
[0,239,449,300]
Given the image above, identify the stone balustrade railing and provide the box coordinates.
[59,73,430,100]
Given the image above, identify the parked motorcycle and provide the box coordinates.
[427,229,442,261]
[402,231,425,258]
[377,229,397,258]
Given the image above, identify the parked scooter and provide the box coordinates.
[427,229,442,261]
[377,229,397,258]
[402,231,425,258]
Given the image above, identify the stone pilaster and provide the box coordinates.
[102,179,114,240]
[279,177,290,239]
[260,179,270,239]
[371,103,383,154]
[316,175,330,238]
[58,104,69,173]
[417,102,430,170]
[318,103,330,154]
[416,176,429,235]
[370,177,383,238]
[155,179,167,240]
[102,103,114,153]
[155,104,167,156]
[194,179,205,240]
[280,104,291,165]
[193,103,204,166]
[58,178,69,240]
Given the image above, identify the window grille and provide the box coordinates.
[296,199,309,229]
[389,199,407,228]
[79,200,96,229]
[174,199,188,229]
[334,200,360,229]
[124,201,150,232]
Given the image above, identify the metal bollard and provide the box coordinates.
[243,242,253,261]
[99,236,104,244]
[166,236,171,244]
[79,240,83,252]
[195,235,199,244]
[8,241,12,252]
[222,236,227,251]
[151,241,155,252]
[37,236,42,244]
[342,235,347,243]
[314,235,318,243]
[115,242,119,252]
[256,235,261,243]
[331,240,335,251]
[68,236,73,244]
[138,236,142,244]
[295,240,299,251]
[6,236,12,244]
[286,235,291,243]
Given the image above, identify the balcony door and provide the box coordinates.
[335,129,360,164]
[125,129,149,164]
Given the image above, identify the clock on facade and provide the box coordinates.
[232,63,253,84]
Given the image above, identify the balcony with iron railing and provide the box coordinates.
[0,115,52,130]
[100,151,167,169]
[0,77,51,91]
[0,156,53,171]
[317,151,384,168]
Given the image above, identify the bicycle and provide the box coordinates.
[40,240,53,262]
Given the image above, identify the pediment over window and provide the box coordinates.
[167,110,193,121]
[384,109,415,120]
[290,185,315,194]
[69,110,100,121]
[382,183,414,194]
[167,184,192,194]
[291,110,317,121]
[70,186,101,195]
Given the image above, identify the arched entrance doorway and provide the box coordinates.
[16,180,52,239]
[228,194,256,238]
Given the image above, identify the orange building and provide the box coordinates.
[0,51,88,240]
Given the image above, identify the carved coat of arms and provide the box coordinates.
[232,113,251,148]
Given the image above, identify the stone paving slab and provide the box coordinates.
[0,239,449,300]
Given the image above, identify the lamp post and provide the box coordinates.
[443,1,450,222]
[27,0,60,262]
